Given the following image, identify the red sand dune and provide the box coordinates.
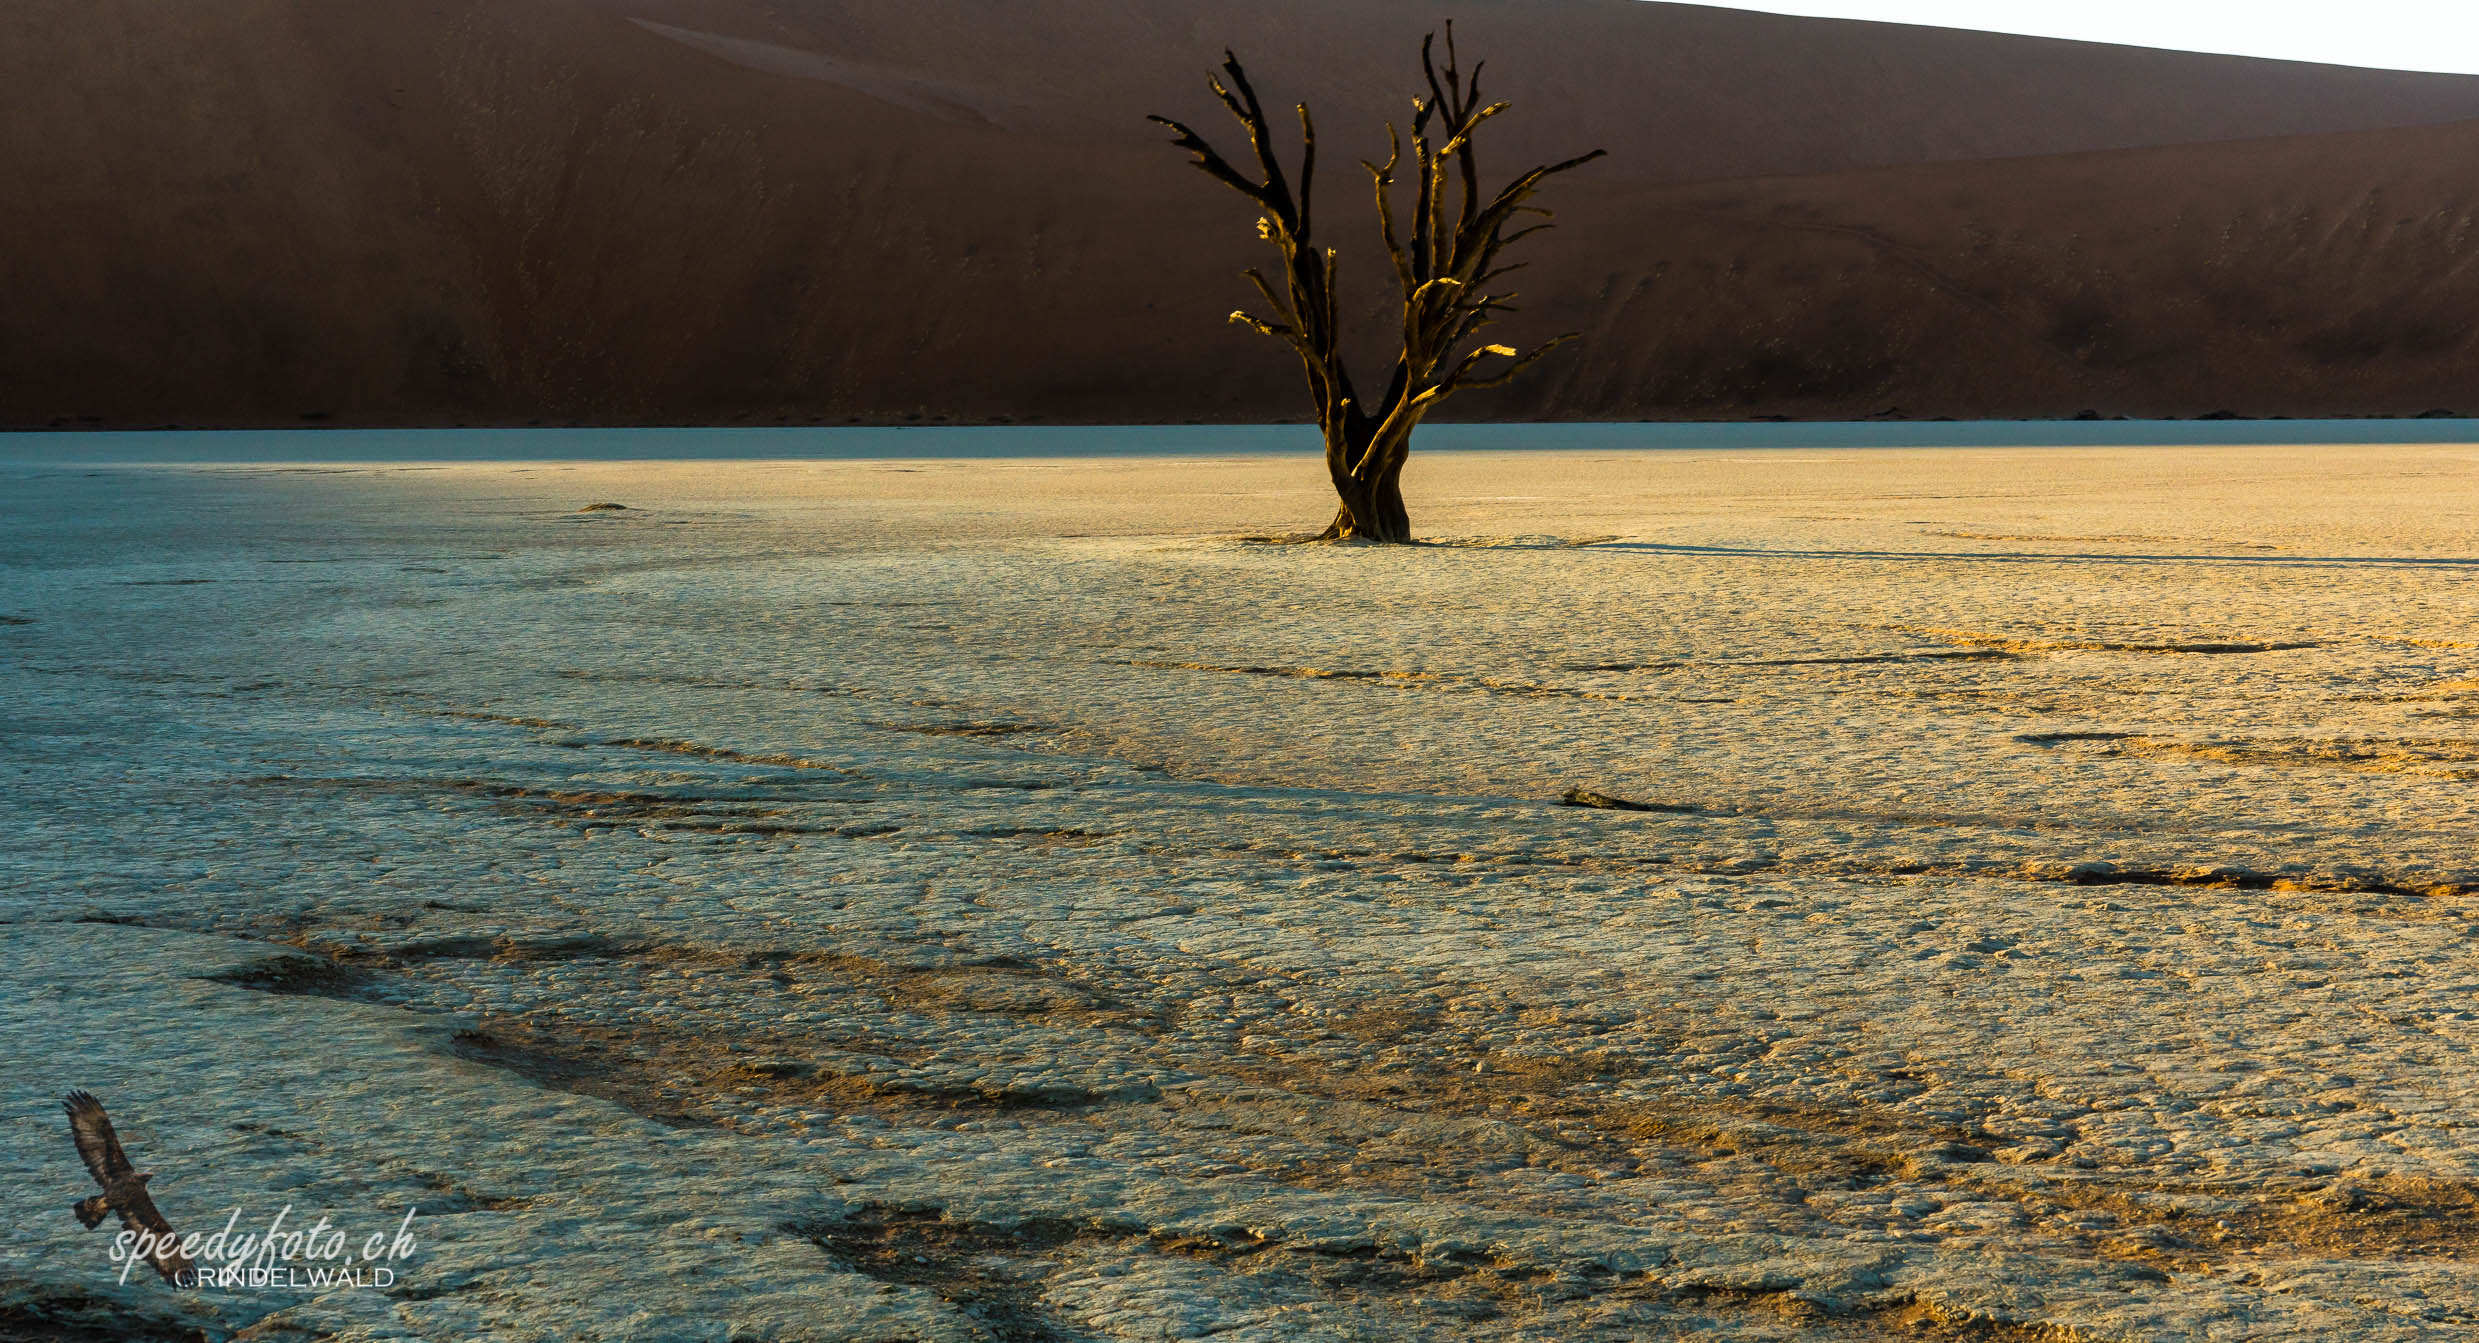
[6,0,2479,427]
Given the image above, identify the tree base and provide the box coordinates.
[1321,477,1414,543]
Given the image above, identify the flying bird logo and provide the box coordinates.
[63,1090,195,1286]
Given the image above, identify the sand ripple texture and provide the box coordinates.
[5,444,2479,1340]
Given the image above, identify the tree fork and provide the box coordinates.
[1152,25,1603,543]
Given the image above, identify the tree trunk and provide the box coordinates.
[1319,425,1416,542]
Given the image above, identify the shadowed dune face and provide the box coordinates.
[9,0,2479,427]
[1541,121,2479,419]
[596,0,2479,177]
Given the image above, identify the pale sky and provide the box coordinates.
[1690,3,2479,75]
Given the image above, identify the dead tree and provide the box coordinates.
[1151,25,1604,542]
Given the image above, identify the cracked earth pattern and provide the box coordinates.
[3,443,2479,1340]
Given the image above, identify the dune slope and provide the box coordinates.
[7,0,2479,426]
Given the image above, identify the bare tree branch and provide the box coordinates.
[1228,311,1294,340]
[1152,26,1603,541]
[1146,116,1271,206]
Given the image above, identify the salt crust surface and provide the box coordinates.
[3,445,2478,1339]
